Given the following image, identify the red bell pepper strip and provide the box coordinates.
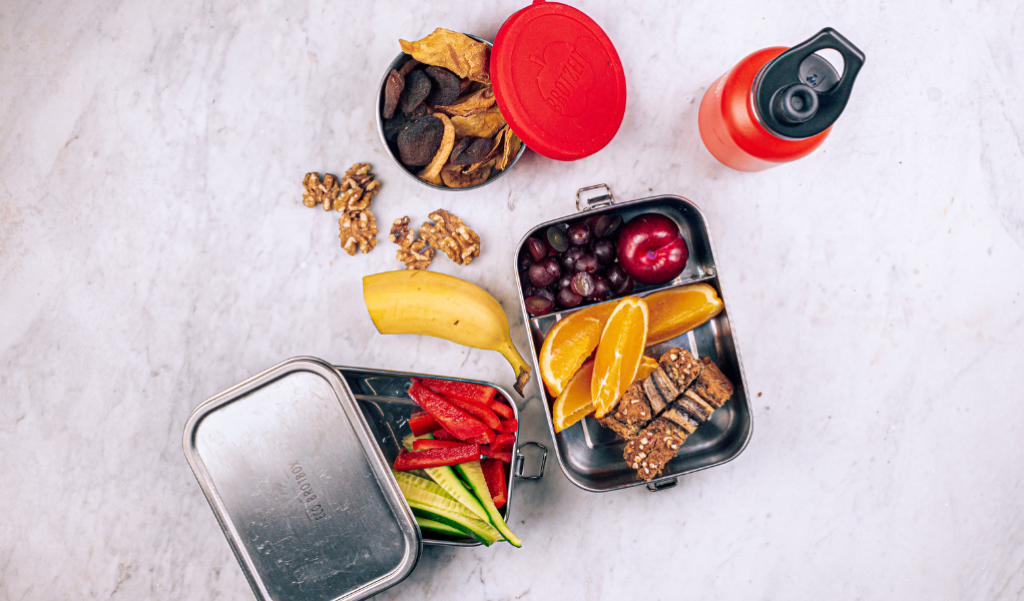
[480,458,508,508]
[413,378,501,429]
[465,428,496,445]
[441,394,501,430]
[481,447,512,463]
[489,400,515,420]
[432,428,457,442]
[413,439,476,451]
[408,382,490,441]
[393,446,481,471]
[491,434,515,454]
[415,378,497,408]
[408,412,439,436]
[497,418,518,435]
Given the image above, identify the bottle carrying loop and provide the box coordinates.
[754,27,865,139]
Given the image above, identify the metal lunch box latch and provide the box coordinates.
[646,477,678,492]
[514,442,548,480]
[575,184,616,212]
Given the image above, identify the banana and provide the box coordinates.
[363,270,532,395]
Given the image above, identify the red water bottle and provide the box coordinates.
[698,28,865,172]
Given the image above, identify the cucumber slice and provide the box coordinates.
[393,473,497,532]
[453,461,522,548]
[402,434,491,523]
[394,469,500,545]
[410,507,499,546]
[416,516,470,538]
[392,470,458,503]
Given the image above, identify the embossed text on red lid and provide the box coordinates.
[492,1,627,161]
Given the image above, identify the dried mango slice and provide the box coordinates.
[399,29,490,84]
[417,113,455,185]
[497,130,522,171]
[451,106,506,139]
[435,87,497,117]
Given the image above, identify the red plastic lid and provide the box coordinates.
[491,1,627,161]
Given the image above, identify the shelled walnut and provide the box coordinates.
[389,216,434,270]
[334,163,382,212]
[420,209,480,266]
[339,210,378,256]
[302,172,341,210]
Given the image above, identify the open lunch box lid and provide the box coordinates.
[182,357,419,601]
[491,0,627,161]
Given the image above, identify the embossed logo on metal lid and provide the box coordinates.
[182,357,420,601]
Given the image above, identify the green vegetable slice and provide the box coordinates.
[401,433,491,522]
[410,507,499,546]
[416,516,470,538]
[453,461,521,547]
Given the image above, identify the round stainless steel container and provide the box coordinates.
[374,33,525,192]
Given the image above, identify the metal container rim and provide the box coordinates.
[512,192,754,493]
[330,364,527,548]
[374,33,526,192]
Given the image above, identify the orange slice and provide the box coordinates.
[591,297,649,418]
[552,355,659,433]
[552,361,595,432]
[636,354,659,380]
[645,284,724,346]
[538,302,617,397]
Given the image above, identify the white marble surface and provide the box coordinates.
[2,0,1023,599]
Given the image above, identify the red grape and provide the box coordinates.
[525,237,547,262]
[590,276,611,301]
[545,226,568,253]
[574,253,600,275]
[568,223,591,247]
[556,287,583,308]
[571,272,595,297]
[593,239,616,264]
[524,295,554,316]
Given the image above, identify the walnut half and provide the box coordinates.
[339,209,378,256]
[334,163,381,212]
[420,209,480,266]
[390,216,434,270]
[302,172,341,210]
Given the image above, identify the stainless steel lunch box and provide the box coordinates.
[514,185,753,493]
[182,357,546,601]
[375,34,525,192]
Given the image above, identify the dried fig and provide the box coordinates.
[417,113,456,185]
[399,69,431,115]
[425,66,461,107]
[398,58,419,76]
[382,69,404,120]
[441,160,493,188]
[397,115,444,167]
[383,112,412,142]
[450,136,493,165]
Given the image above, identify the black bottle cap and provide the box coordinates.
[755,28,865,139]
